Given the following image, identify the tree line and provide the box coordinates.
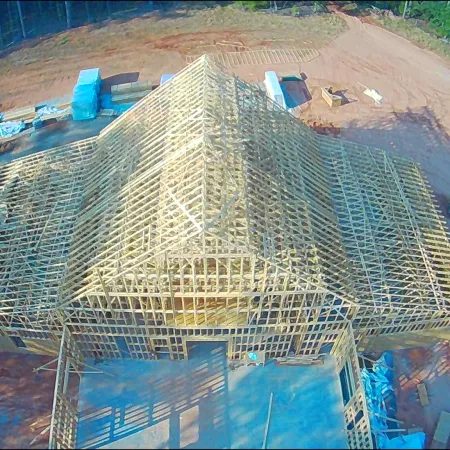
[1,1,449,51]
[0,1,162,49]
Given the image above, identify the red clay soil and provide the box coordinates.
[392,341,450,448]
[0,352,56,449]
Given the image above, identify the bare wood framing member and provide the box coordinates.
[48,326,84,449]
[186,48,320,66]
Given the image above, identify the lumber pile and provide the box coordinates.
[2,105,36,124]
[111,80,153,105]
[111,80,152,95]
[417,383,429,406]
[275,354,325,366]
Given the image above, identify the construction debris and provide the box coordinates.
[0,120,25,138]
[361,353,396,447]
[432,411,450,449]
[358,82,383,105]
[321,87,342,107]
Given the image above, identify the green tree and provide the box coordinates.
[236,1,269,11]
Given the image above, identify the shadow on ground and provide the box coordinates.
[76,342,347,449]
[101,73,140,94]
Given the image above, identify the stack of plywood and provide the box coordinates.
[2,105,36,124]
[111,80,152,105]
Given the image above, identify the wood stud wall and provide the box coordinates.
[49,327,84,449]
[331,324,372,449]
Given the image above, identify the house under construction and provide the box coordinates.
[0,55,449,448]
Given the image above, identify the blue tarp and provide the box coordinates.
[72,84,98,121]
[77,68,102,93]
[72,68,102,121]
[0,121,25,138]
[382,433,426,449]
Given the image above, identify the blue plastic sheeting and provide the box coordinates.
[0,121,25,138]
[160,73,174,85]
[77,68,102,94]
[72,84,98,121]
[381,433,425,449]
[361,352,401,449]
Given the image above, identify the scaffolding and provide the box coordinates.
[0,55,449,362]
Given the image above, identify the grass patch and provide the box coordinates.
[377,16,450,60]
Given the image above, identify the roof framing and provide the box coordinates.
[0,55,449,337]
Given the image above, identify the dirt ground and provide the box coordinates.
[0,6,346,111]
[0,352,56,449]
[392,342,450,448]
[299,13,450,220]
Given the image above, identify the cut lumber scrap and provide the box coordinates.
[262,393,273,449]
[417,383,429,406]
[111,80,152,95]
[432,411,450,448]
[29,424,51,446]
[111,90,152,105]
[29,413,52,432]
[99,109,118,117]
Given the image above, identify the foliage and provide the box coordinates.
[379,15,450,60]
[408,1,450,38]
[291,5,299,17]
[235,1,269,11]
[370,1,450,39]
[312,1,326,13]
